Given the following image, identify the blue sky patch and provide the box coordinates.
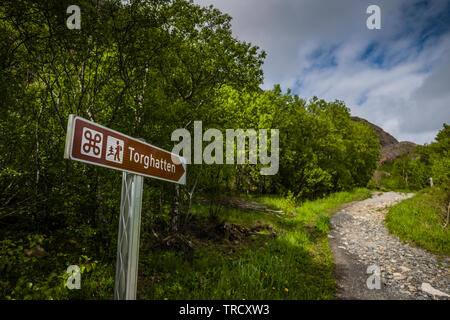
[305,45,339,71]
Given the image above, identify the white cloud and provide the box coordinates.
[195,0,450,144]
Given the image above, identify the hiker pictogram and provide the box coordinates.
[106,136,124,164]
[80,128,103,158]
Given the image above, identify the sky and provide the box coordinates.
[194,0,450,145]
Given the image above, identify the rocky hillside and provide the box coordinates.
[379,141,418,165]
[351,116,417,164]
[351,116,398,147]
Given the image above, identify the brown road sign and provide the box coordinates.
[64,115,186,184]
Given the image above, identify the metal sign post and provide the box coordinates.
[114,172,143,300]
[64,115,186,300]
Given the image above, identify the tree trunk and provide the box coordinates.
[33,105,43,231]
[96,175,106,228]
[170,184,180,234]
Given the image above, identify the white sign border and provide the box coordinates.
[64,115,186,185]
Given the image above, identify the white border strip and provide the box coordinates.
[64,115,186,185]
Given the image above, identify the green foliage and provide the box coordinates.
[377,156,428,191]
[0,0,387,300]
[0,234,114,299]
[0,0,265,222]
[0,0,265,299]
[373,124,449,193]
[431,156,450,190]
[385,188,450,255]
[138,188,371,300]
[429,125,450,192]
[207,88,381,198]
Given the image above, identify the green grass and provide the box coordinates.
[138,188,372,300]
[0,235,115,299]
[385,188,450,255]
[1,188,371,300]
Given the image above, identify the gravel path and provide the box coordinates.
[329,191,450,300]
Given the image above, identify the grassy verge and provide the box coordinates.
[138,188,371,300]
[385,187,450,255]
[1,188,371,299]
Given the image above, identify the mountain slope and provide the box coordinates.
[351,116,399,147]
[351,116,417,164]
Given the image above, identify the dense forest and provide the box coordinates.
[0,0,447,300]
[372,124,450,195]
